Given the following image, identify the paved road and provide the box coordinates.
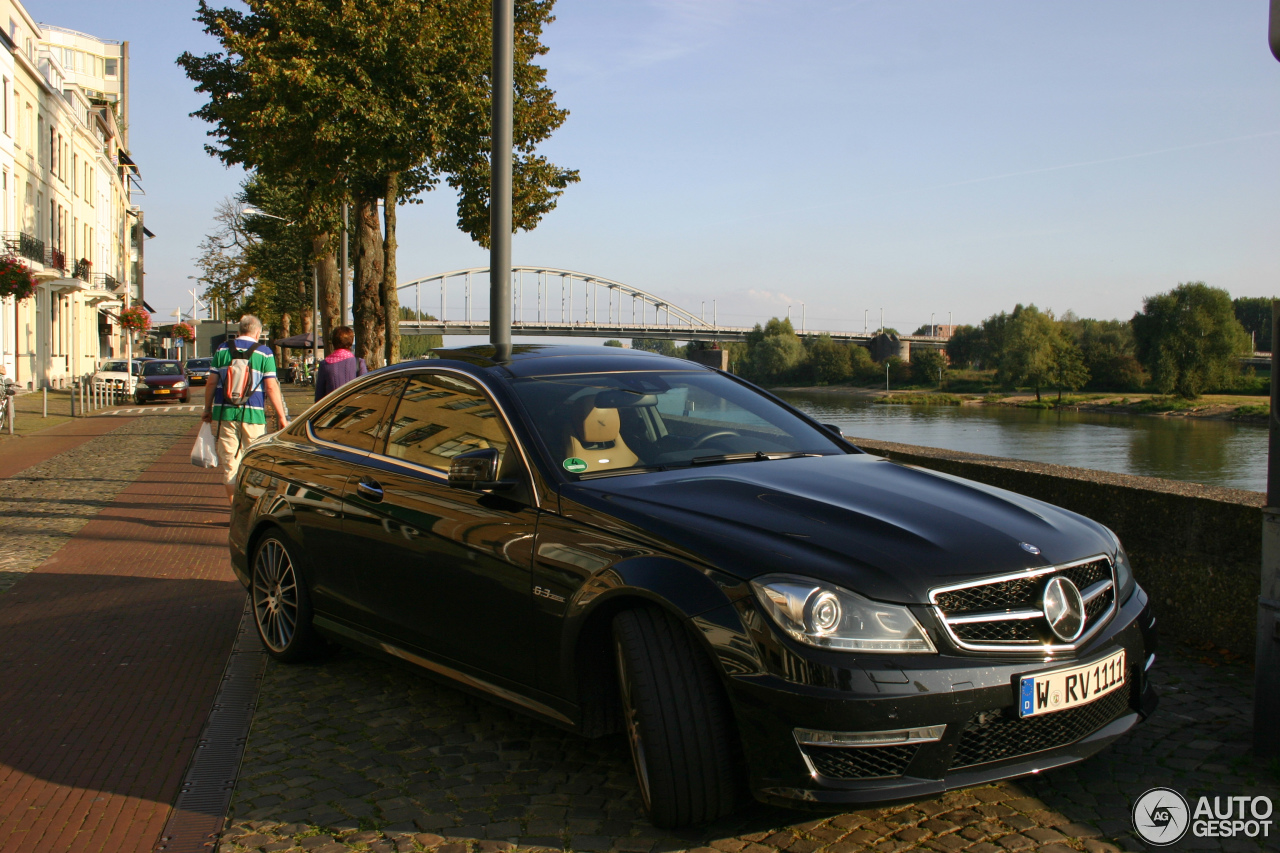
[219,634,1278,853]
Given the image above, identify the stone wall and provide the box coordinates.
[851,437,1265,660]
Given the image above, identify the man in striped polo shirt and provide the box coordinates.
[201,315,290,501]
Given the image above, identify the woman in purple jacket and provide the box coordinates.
[314,326,368,401]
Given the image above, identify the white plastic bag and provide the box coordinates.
[191,421,219,469]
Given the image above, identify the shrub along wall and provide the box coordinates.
[851,437,1264,660]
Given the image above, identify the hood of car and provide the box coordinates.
[142,375,184,386]
[561,453,1112,604]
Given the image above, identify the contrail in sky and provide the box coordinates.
[926,129,1280,192]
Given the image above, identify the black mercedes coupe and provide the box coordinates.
[228,345,1157,827]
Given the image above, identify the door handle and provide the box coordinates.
[356,478,384,502]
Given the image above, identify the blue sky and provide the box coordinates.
[28,0,1280,336]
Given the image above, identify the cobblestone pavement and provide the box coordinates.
[0,414,200,593]
[221,644,1278,853]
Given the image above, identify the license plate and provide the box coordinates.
[1019,649,1126,717]
[155,389,169,394]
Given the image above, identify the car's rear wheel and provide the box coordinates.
[613,606,738,828]
[252,533,325,662]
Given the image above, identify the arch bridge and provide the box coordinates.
[397,267,947,348]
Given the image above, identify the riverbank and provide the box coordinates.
[772,384,1269,423]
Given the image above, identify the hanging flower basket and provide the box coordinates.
[0,256,36,301]
[119,305,152,333]
[172,321,195,342]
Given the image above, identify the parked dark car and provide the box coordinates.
[184,357,213,386]
[135,360,189,403]
[228,345,1157,827]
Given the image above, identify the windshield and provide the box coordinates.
[143,362,182,376]
[101,362,126,372]
[186,359,211,368]
[509,370,843,477]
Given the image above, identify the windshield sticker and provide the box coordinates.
[563,457,588,473]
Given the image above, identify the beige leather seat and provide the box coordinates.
[568,404,640,472]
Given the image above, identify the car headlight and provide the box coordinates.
[750,574,936,653]
[1105,529,1136,603]
[135,380,147,389]
[174,381,187,389]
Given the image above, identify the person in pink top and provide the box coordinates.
[314,326,368,401]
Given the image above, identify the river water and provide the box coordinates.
[777,391,1267,493]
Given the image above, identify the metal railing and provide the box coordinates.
[1,232,45,265]
[73,258,92,282]
[93,272,120,291]
[45,246,65,272]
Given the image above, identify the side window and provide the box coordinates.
[383,372,513,473]
[310,377,405,452]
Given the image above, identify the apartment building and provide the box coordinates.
[0,0,145,389]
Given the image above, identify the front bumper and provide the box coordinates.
[726,586,1157,806]
[135,386,188,402]
[186,374,209,386]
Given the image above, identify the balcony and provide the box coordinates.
[2,232,45,265]
[73,258,92,282]
[45,247,66,272]
[93,272,120,291]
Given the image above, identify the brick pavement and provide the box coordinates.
[0,418,247,853]
[219,645,1278,853]
[0,415,135,480]
[0,417,198,595]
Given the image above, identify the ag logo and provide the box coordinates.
[1132,787,1190,846]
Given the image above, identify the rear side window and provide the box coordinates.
[382,373,512,473]
[310,377,406,452]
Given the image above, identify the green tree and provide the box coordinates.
[1132,282,1252,398]
[944,325,984,368]
[1049,334,1089,401]
[808,335,851,384]
[996,305,1057,401]
[603,339,624,348]
[179,0,578,368]
[848,343,876,382]
[911,349,947,386]
[632,338,682,357]
[1072,318,1144,391]
[1233,296,1274,352]
[396,306,442,360]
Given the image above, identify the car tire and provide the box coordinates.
[251,532,326,663]
[613,606,738,828]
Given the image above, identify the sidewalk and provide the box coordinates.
[0,418,245,852]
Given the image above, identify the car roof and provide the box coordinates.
[425,344,711,378]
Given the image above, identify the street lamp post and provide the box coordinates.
[490,0,514,353]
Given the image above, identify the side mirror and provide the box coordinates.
[448,447,515,490]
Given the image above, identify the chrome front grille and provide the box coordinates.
[930,556,1116,653]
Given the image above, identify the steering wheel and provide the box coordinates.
[692,429,741,448]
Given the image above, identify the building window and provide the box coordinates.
[104,58,117,77]
[2,78,7,137]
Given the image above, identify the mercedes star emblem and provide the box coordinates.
[1019,542,1040,555]
[1042,576,1085,642]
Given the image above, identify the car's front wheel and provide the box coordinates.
[613,606,739,828]
[252,532,325,662]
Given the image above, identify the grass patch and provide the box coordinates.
[1135,396,1201,413]
[875,393,966,406]
[1017,400,1053,410]
[1235,403,1269,417]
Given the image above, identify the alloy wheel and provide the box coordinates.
[616,642,653,811]
[253,539,299,653]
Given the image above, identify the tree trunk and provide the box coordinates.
[313,234,339,353]
[381,172,400,366]
[352,192,385,368]
[1035,383,1041,402]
